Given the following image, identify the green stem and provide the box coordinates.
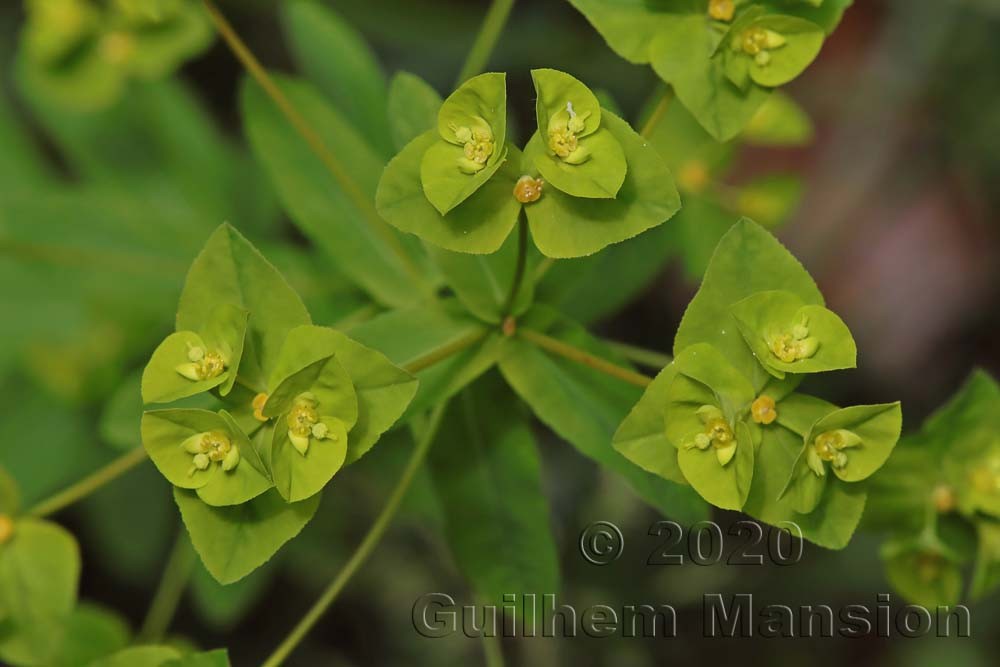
[260,403,450,667]
[201,0,424,285]
[332,303,381,331]
[403,328,490,374]
[455,0,516,87]
[137,529,196,643]
[481,628,506,667]
[27,447,148,518]
[639,87,673,138]
[500,214,528,318]
[518,328,653,389]
[604,340,672,370]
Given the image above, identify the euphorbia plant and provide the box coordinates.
[2,0,995,665]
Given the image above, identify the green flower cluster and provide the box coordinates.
[376,69,680,258]
[614,220,901,548]
[568,0,850,140]
[18,0,213,110]
[868,371,1000,607]
[139,225,417,582]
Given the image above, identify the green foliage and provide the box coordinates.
[0,519,81,665]
[378,68,679,258]
[139,225,414,581]
[868,370,1000,606]
[426,374,560,614]
[615,220,900,547]
[500,308,709,524]
[17,0,212,111]
[568,0,841,140]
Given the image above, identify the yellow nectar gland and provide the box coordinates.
[252,393,269,422]
[452,118,495,174]
[176,346,226,382]
[915,552,944,584]
[685,405,738,466]
[547,102,591,165]
[708,0,735,22]
[0,514,14,545]
[513,175,544,203]
[183,430,239,476]
[677,161,710,194]
[100,31,136,66]
[735,26,787,67]
[751,395,777,425]
[932,484,956,513]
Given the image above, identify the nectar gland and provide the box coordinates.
[751,395,777,425]
[513,175,544,203]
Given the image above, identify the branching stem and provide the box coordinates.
[518,328,653,388]
[200,0,423,284]
[138,529,196,643]
[27,447,148,518]
[501,213,529,318]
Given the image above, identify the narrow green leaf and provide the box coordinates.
[386,71,443,151]
[282,0,393,156]
[241,76,431,306]
[427,374,560,611]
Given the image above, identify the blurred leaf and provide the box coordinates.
[427,374,560,613]
[190,560,274,631]
[499,307,709,523]
[0,378,97,505]
[241,75,433,306]
[742,91,814,146]
[87,646,182,667]
[387,71,442,151]
[49,603,131,667]
[282,0,393,156]
[19,78,275,235]
[79,465,174,587]
[175,487,320,584]
[0,519,80,665]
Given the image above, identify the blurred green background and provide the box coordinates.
[1,0,999,665]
